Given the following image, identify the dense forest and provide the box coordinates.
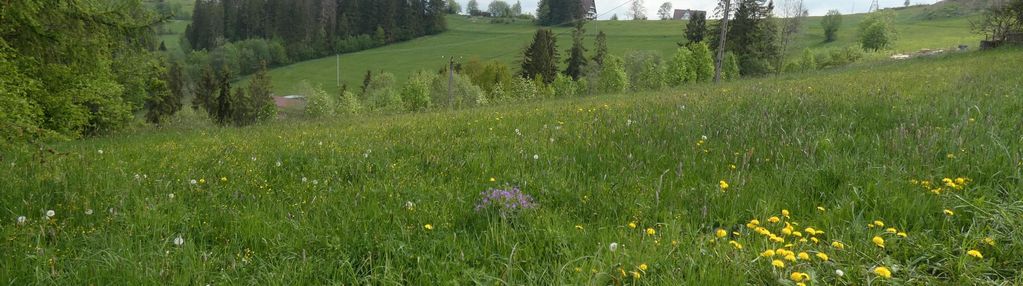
[185,0,448,65]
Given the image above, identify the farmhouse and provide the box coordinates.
[673,9,706,20]
[582,0,597,20]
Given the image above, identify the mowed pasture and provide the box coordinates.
[3,48,1022,284]
[244,7,980,95]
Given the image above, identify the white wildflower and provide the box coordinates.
[835,269,844,277]
[16,216,26,225]
[168,193,175,199]
[189,179,197,185]
[85,209,93,215]
[609,242,619,252]
[173,236,184,247]
[533,154,539,160]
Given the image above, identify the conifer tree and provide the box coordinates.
[521,29,560,84]
[564,22,588,80]
[592,31,609,66]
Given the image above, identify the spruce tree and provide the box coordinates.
[684,12,707,44]
[215,67,233,125]
[521,29,559,84]
[193,66,219,115]
[592,31,608,66]
[564,22,588,80]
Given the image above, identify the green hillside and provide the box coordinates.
[4,48,1022,284]
[250,6,980,95]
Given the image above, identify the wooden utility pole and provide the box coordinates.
[448,56,455,108]
[714,0,731,83]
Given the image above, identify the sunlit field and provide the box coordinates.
[3,48,1022,284]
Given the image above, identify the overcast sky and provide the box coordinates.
[467,0,942,19]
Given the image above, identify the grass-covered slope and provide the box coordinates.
[256,7,980,95]
[3,49,1022,284]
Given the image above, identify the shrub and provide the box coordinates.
[688,42,715,82]
[723,52,740,81]
[598,55,629,94]
[336,89,362,115]
[666,47,696,87]
[799,48,818,71]
[624,50,665,91]
[299,81,334,118]
[364,72,401,111]
[431,72,487,109]
[402,71,435,112]
[551,73,577,98]
[507,77,539,101]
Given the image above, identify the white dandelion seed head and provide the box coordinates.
[515,129,522,136]
[189,179,198,185]
[45,210,55,218]
[609,242,619,252]
[97,149,104,154]
[16,216,26,225]
[627,119,633,126]
[168,193,175,199]
[109,208,116,214]
[275,161,282,167]
[533,154,539,160]
[134,173,141,180]
[173,236,184,246]
[85,209,93,215]
[835,269,844,277]
[302,177,308,183]
[312,180,319,185]
[701,135,708,140]
[318,141,323,146]
[405,201,415,210]
[251,157,257,161]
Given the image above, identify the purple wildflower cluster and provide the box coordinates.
[475,187,537,214]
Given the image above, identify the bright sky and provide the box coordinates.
[465,0,942,19]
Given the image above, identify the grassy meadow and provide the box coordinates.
[3,48,1022,284]
[244,7,981,95]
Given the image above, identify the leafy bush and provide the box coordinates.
[431,72,487,109]
[506,77,539,101]
[688,43,715,82]
[551,74,578,98]
[723,52,741,81]
[402,71,436,112]
[666,47,696,87]
[624,51,665,91]
[800,48,818,71]
[364,72,401,111]
[598,55,629,94]
[860,11,897,51]
[818,46,864,68]
[300,81,335,118]
[336,89,362,115]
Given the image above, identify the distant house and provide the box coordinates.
[582,0,597,20]
[673,9,706,21]
[272,95,307,115]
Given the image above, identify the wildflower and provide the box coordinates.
[835,269,845,277]
[173,236,184,246]
[639,263,649,271]
[761,250,776,257]
[16,216,26,225]
[168,193,175,199]
[746,219,760,228]
[729,164,737,170]
[715,228,727,238]
[533,154,539,160]
[798,252,810,260]
[832,241,846,250]
[983,237,996,246]
[489,177,496,182]
[719,180,729,191]
[790,272,809,282]
[474,187,537,215]
[609,242,619,252]
[405,201,415,210]
[646,228,656,235]
[784,253,796,262]
[781,209,790,218]
[221,177,228,182]
[628,222,637,229]
[190,179,198,185]
[885,228,897,234]
[575,225,584,230]
[85,209,93,215]
[943,209,954,216]
[729,240,743,249]
[45,210,55,218]
[811,237,819,244]
[967,249,983,259]
[872,236,885,248]
[275,161,282,167]
[797,283,806,286]
[873,220,885,228]
[630,271,641,279]
[424,224,434,230]
[897,232,907,238]
[804,227,818,236]
[97,149,104,154]
[817,206,826,212]
[772,259,785,268]
[768,216,781,223]
[816,252,829,261]
[199,178,206,184]
[873,266,892,279]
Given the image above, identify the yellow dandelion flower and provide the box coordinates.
[797,283,806,286]
[804,227,817,236]
[816,252,829,261]
[768,216,781,223]
[873,266,892,279]
[628,222,637,229]
[772,259,785,268]
[793,231,803,238]
[630,271,641,279]
[770,235,785,243]
[782,209,790,218]
[716,228,728,238]
[798,252,810,260]
[873,220,885,228]
[575,225,584,230]
[719,180,729,191]
[646,228,656,235]
[832,241,846,250]
[943,209,955,216]
[872,236,885,248]
[761,250,776,257]
[885,227,897,234]
[790,272,809,282]
[220,177,228,182]
[199,178,206,184]
[811,237,819,244]
[729,240,743,249]
[983,237,996,246]
[967,249,983,259]
[424,224,434,230]
[489,177,496,182]
[784,254,797,262]
[639,263,649,271]
[897,232,907,238]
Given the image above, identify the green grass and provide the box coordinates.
[4,48,1023,284]
[248,6,980,95]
